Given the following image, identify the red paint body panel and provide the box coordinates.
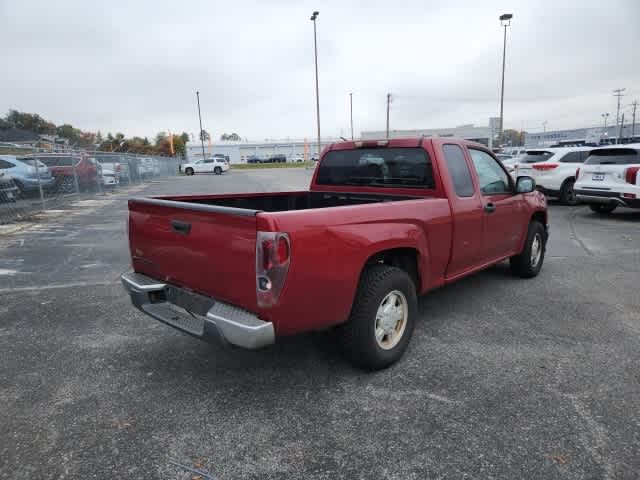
[126,138,547,337]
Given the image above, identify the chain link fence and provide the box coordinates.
[0,146,180,225]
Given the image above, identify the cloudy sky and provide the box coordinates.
[1,0,638,140]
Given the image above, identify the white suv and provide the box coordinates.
[575,144,640,214]
[516,147,594,205]
[180,157,230,175]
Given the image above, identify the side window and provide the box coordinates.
[559,151,582,163]
[468,149,512,195]
[578,151,590,163]
[204,159,214,163]
[443,144,475,197]
[0,159,15,169]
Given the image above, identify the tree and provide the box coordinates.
[503,129,525,146]
[180,132,190,144]
[199,130,210,142]
[220,132,241,141]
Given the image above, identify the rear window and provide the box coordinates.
[520,151,554,163]
[316,147,435,189]
[584,148,640,165]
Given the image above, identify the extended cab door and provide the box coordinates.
[440,143,485,277]
[467,148,526,261]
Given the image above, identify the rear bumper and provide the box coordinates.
[121,272,275,349]
[575,189,640,209]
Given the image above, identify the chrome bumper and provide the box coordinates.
[121,272,275,349]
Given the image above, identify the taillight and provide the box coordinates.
[624,166,639,185]
[532,163,559,171]
[256,231,291,307]
[575,168,580,180]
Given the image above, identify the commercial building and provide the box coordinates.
[362,120,495,146]
[525,124,640,147]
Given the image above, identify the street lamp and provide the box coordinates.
[310,11,321,159]
[601,112,610,133]
[498,13,513,147]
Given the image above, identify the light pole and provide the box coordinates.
[196,91,206,161]
[498,13,513,147]
[601,112,610,135]
[349,92,354,140]
[386,93,392,139]
[310,11,321,159]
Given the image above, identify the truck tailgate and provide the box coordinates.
[128,198,258,311]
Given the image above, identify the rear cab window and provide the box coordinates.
[442,144,475,197]
[316,147,435,189]
[584,148,640,165]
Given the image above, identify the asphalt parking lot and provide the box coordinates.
[1,168,639,479]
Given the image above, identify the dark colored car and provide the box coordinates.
[246,156,263,164]
[267,154,287,163]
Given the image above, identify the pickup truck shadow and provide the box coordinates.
[134,261,516,382]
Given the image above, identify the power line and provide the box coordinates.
[613,88,626,125]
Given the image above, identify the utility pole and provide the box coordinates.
[386,93,392,139]
[310,11,321,159]
[498,13,513,147]
[613,88,626,126]
[349,92,354,140]
[618,113,625,144]
[631,100,638,139]
[196,91,206,161]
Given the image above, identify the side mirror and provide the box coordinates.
[516,176,536,193]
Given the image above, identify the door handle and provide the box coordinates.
[171,219,191,235]
[484,202,496,214]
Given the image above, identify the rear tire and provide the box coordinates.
[214,167,222,175]
[510,221,546,278]
[185,168,194,176]
[589,203,617,214]
[339,265,417,370]
[559,179,578,205]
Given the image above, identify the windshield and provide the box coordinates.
[316,147,435,189]
[519,151,555,163]
[584,148,640,165]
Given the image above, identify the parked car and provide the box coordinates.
[100,166,119,188]
[138,158,155,178]
[515,147,594,205]
[246,156,263,164]
[267,154,287,163]
[0,171,19,202]
[121,137,547,370]
[575,144,640,213]
[26,153,100,192]
[180,157,229,175]
[0,155,55,194]
[96,156,131,184]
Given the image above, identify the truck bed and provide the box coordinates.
[150,190,420,213]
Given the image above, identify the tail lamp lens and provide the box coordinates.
[624,166,639,185]
[256,232,291,307]
[532,163,559,171]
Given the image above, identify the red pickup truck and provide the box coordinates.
[122,138,548,369]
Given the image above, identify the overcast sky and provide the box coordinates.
[1,0,639,140]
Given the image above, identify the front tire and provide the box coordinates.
[185,167,194,176]
[589,203,617,214]
[510,221,546,278]
[339,265,417,370]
